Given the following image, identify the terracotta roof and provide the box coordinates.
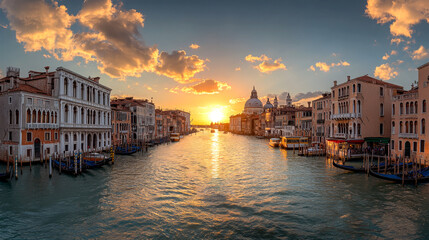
[21,72,55,81]
[8,84,47,95]
[417,62,429,70]
[353,75,403,89]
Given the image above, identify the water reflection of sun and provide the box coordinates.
[211,132,219,178]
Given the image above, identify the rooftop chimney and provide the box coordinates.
[44,66,49,73]
[93,77,100,83]
[307,102,311,107]
[334,80,337,86]
[347,76,350,81]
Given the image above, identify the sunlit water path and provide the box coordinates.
[1,131,429,239]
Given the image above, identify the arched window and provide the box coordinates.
[392,121,395,134]
[423,100,427,113]
[27,109,31,123]
[353,84,355,93]
[81,108,84,124]
[415,101,418,113]
[51,112,54,123]
[380,103,384,116]
[400,121,403,133]
[81,84,84,99]
[32,110,36,123]
[410,121,414,134]
[357,83,361,92]
[38,110,41,123]
[73,81,77,98]
[55,112,58,124]
[392,104,395,115]
[357,123,361,135]
[9,110,12,124]
[405,121,409,133]
[400,103,404,115]
[65,134,69,142]
[357,100,361,114]
[64,105,69,123]
[46,111,50,123]
[73,106,77,123]
[15,110,19,125]
[406,102,409,114]
[64,78,68,95]
[42,111,46,123]
[422,119,426,134]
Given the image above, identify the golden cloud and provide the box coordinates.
[391,38,403,45]
[235,67,241,71]
[0,0,207,82]
[366,0,429,38]
[311,61,350,72]
[411,45,429,60]
[189,43,200,49]
[245,54,286,73]
[180,79,231,95]
[374,63,398,80]
[229,97,246,104]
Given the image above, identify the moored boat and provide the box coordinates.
[115,146,137,155]
[280,136,309,149]
[0,167,12,181]
[369,167,429,184]
[269,138,281,148]
[170,133,180,142]
[210,129,215,133]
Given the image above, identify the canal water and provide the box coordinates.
[1,131,429,239]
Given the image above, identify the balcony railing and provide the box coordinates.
[338,94,349,100]
[331,113,361,120]
[26,123,59,129]
[398,133,418,139]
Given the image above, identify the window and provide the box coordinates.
[64,78,68,95]
[27,149,31,157]
[413,142,417,152]
[421,140,425,153]
[8,97,12,104]
[9,131,12,141]
[392,121,395,134]
[380,123,384,135]
[422,119,426,134]
[9,146,12,155]
[392,104,395,115]
[27,132,32,142]
[399,141,402,151]
[400,103,403,115]
[27,109,31,123]
[380,103,384,116]
[27,98,33,105]
[353,84,355,93]
[357,83,361,92]
[380,87,384,96]
[423,100,427,113]
[391,140,394,150]
[15,110,19,125]
[65,145,69,151]
[45,132,50,141]
[54,132,58,140]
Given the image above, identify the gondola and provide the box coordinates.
[52,159,79,175]
[369,167,429,184]
[332,160,412,173]
[115,146,137,155]
[0,167,12,181]
[83,153,111,168]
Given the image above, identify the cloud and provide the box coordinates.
[189,43,200,49]
[293,91,324,102]
[392,59,404,65]
[411,45,429,60]
[308,65,316,71]
[169,86,180,94]
[310,61,350,72]
[0,0,207,82]
[229,97,246,104]
[245,54,287,73]
[144,84,157,92]
[180,79,231,95]
[235,67,241,71]
[245,54,270,63]
[365,0,429,38]
[374,63,398,80]
[293,95,322,107]
[43,54,51,58]
[391,38,403,45]
[0,24,8,29]
[382,50,398,60]
[155,50,206,83]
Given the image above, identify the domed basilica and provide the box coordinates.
[243,87,280,114]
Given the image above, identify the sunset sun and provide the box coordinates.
[209,108,224,123]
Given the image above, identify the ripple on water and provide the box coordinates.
[2,131,429,239]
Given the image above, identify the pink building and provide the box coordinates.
[391,62,429,159]
[327,75,403,158]
[312,93,331,144]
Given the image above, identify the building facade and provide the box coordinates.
[312,93,331,144]
[111,104,131,146]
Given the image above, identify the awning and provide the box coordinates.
[347,139,364,143]
[364,137,390,144]
[327,139,345,143]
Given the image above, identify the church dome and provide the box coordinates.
[264,98,273,109]
[244,86,263,114]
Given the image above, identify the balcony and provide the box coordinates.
[398,133,418,139]
[331,113,361,120]
[26,123,59,129]
[338,94,349,100]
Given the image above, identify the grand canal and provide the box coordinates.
[1,131,429,239]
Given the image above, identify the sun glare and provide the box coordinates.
[209,108,224,123]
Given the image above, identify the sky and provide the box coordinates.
[0,0,428,124]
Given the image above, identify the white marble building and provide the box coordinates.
[54,67,112,155]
